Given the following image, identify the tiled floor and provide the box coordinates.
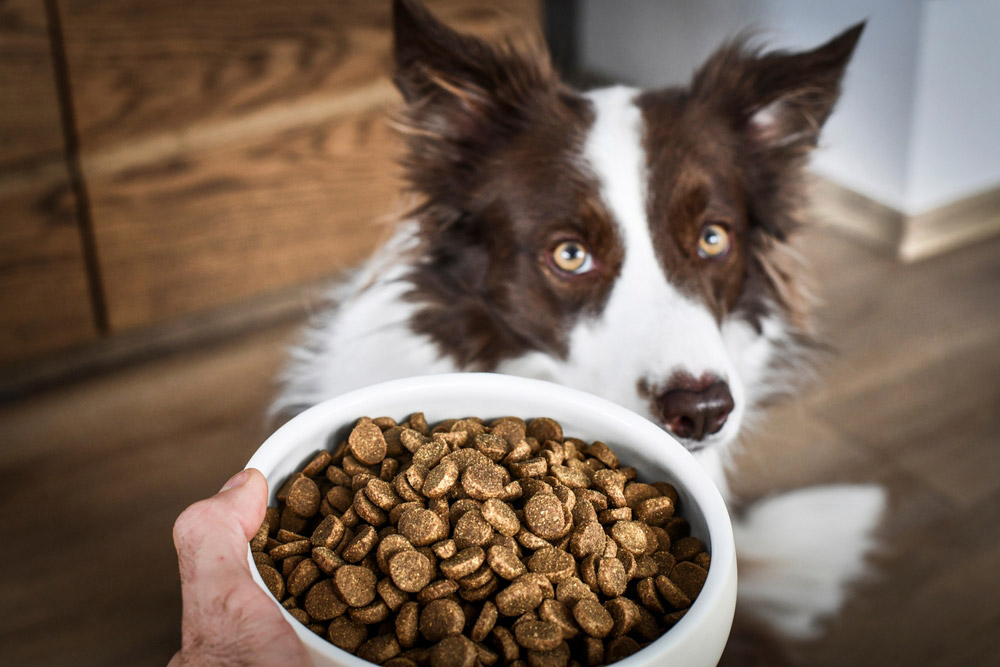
[1,228,998,666]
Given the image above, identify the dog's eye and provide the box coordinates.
[551,240,593,274]
[697,223,731,259]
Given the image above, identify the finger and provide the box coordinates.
[173,468,268,604]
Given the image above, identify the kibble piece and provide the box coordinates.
[635,496,674,525]
[453,510,494,549]
[527,548,576,583]
[527,418,563,443]
[670,535,704,561]
[655,574,692,609]
[514,620,562,651]
[585,441,619,469]
[419,598,465,641]
[694,551,711,570]
[470,600,498,642]
[492,626,521,663]
[555,577,596,606]
[377,578,409,612]
[333,564,377,607]
[597,557,628,597]
[304,579,348,621]
[310,514,346,549]
[432,538,458,560]
[429,635,478,667]
[610,520,648,555]
[256,563,284,600]
[605,636,642,663]
[389,550,434,593]
[583,636,605,666]
[398,508,448,547]
[417,579,459,604]
[353,489,388,526]
[487,544,528,580]
[604,597,640,637]
[365,477,400,510]
[549,465,590,489]
[287,559,322,596]
[569,522,606,558]
[524,493,566,540]
[495,580,544,616]
[342,524,379,562]
[670,561,709,599]
[461,463,506,500]
[481,498,520,537]
[372,532,410,570]
[510,458,547,478]
[538,598,578,639]
[349,599,390,625]
[325,485,353,513]
[423,459,459,498]
[328,616,368,652]
[440,546,486,580]
[349,418,388,466]
[395,601,420,647]
[357,633,401,663]
[573,597,614,638]
[286,476,321,517]
[474,432,510,461]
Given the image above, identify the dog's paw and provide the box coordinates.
[733,484,887,639]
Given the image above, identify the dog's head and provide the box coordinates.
[392,0,861,455]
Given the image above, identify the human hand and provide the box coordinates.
[169,468,309,666]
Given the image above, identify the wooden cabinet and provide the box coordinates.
[0,0,540,370]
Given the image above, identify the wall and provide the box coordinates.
[578,0,1000,217]
[907,0,1000,212]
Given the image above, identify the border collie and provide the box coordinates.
[276,0,885,655]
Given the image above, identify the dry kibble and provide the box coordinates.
[419,598,465,641]
[487,544,528,580]
[430,635,478,667]
[671,561,709,600]
[524,493,566,539]
[471,601,499,642]
[286,476,321,517]
[333,564,377,607]
[496,580,544,616]
[440,546,486,580]
[573,597,614,638]
[349,418,388,466]
[423,459,460,498]
[514,620,562,651]
[257,411,711,663]
[255,563,284,599]
[398,508,448,546]
[481,498,521,537]
[304,579,347,621]
[396,601,420,648]
[327,616,367,652]
[357,634,401,663]
[389,550,434,593]
[462,463,506,500]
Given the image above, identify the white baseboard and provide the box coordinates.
[807,176,1000,262]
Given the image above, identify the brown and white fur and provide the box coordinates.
[276,0,885,653]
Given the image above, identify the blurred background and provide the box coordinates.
[1,0,997,665]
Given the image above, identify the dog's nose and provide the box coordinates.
[656,380,734,441]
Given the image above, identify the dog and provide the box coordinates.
[275,0,885,658]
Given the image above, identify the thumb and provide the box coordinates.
[173,468,268,607]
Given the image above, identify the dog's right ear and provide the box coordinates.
[391,0,554,153]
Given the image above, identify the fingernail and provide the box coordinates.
[220,469,251,493]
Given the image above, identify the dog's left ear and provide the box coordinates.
[695,23,865,152]
[392,0,554,146]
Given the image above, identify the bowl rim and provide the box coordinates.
[246,372,736,666]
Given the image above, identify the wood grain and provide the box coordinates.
[56,0,541,331]
[0,0,96,366]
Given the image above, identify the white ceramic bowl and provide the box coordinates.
[246,373,736,666]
